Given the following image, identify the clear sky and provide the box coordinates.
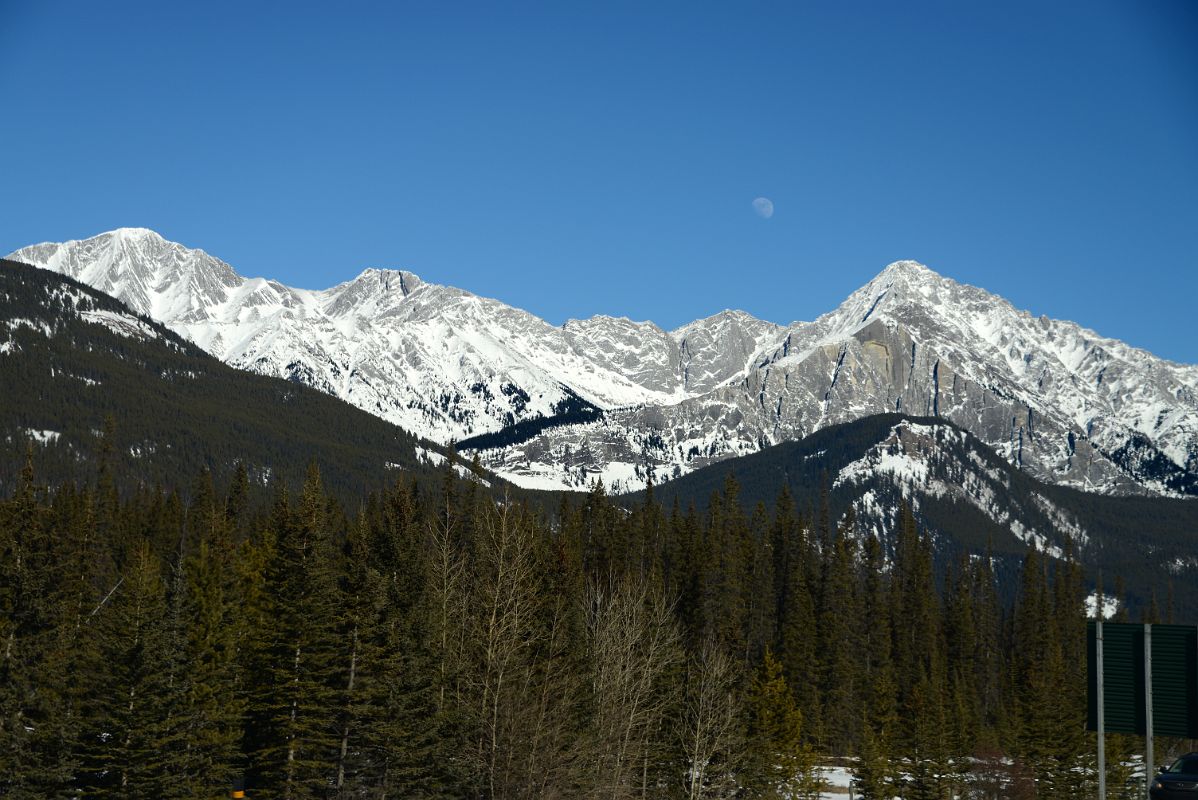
[2,1,1196,360]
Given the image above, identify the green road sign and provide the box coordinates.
[1087,622,1198,738]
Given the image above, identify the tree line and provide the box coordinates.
[0,444,1148,799]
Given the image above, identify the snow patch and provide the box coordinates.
[1085,591,1120,620]
[415,446,446,467]
[81,309,161,341]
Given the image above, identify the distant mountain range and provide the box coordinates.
[0,258,493,500]
[9,228,1198,497]
[2,254,1195,613]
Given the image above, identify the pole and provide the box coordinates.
[1098,620,1106,800]
[1145,624,1153,800]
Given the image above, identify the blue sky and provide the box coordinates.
[2,1,1196,359]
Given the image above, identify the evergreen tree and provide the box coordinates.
[0,451,78,796]
[744,648,822,800]
[853,533,899,798]
[814,510,861,753]
[179,478,245,794]
[772,492,819,740]
[80,540,183,798]
[251,465,344,797]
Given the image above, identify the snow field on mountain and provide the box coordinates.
[9,228,1198,498]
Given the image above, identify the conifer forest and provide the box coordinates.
[3,438,1170,800]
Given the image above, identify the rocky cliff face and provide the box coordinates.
[10,230,1198,496]
[474,261,1198,495]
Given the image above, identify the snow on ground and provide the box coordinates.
[415,446,446,467]
[5,317,53,336]
[454,463,491,487]
[80,308,161,341]
[491,457,649,494]
[24,429,61,444]
[13,229,1198,499]
[820,764,853,795]
[412,446,492,486]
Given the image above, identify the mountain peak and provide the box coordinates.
[874,259,939,284]
[108,226,164,241]
[9,228,1198,499]
[351,267,423,296]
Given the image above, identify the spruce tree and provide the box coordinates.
[814,511,860,753]
[775,511,819,745]
[80,539,184,798]
[251,465,344,797]
[0,451,78,796]
[745,648,822,800]
[179,480,245,794]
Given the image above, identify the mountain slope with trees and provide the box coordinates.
[0,258,483,500]
[643,413,1198,618]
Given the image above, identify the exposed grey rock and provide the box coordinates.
[10,232,1197,497]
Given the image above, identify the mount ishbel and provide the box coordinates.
[8,228,1198,498]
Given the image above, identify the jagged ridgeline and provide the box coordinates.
[12,228,1198,497]
[0,259,470,498]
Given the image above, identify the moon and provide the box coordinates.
[752,197,774,219]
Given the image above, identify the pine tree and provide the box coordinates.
[745,502,775,663]
[772,495,819,741]
[814,510,861,753]
[699,476,752,657]
[0,450,78,796]
[1012,544,1086,799]
[745,648,822,800]
[853,533,899,798]
[179,477,245,794]
[333,511,441,796]
[80,539,183,797]
[250,465,344,798]
[853,723,896,800]
[902,660,952,800]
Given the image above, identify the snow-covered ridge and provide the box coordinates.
[8,228,1198,497]
[7,229,764,444]
[834,419,1082,558]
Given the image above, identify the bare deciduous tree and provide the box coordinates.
[583,574,682,800]
[680,636,743,800]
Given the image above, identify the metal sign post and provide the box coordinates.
[1088,621,1198,800]
[1097,620,1105,800]
[1145,624,1153,800]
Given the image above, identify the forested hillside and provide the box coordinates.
[645,414,1198,618]
[0,259,472,500]
[1,446,1149,799]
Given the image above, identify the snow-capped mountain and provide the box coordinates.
[485,260,1198,494]
[9,228,1198,496]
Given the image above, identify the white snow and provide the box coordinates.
[10,229,1197,498]
[1085,591,1120,620]
[80,309,160,341]
[5,317,53,336]
[415,446,446,467]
